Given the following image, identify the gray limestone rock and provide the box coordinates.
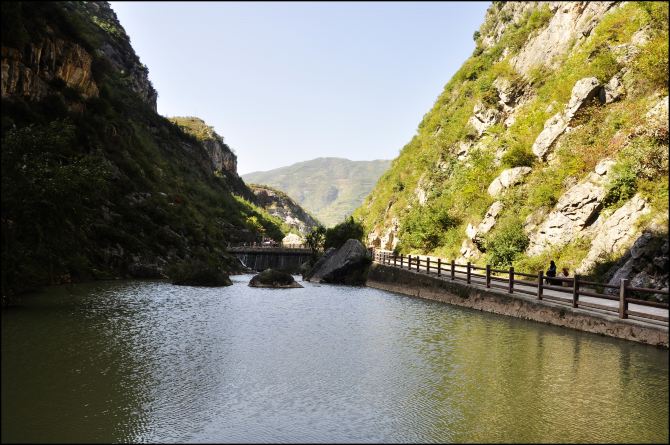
[468,102,501,136]
[487,167,532,197]
[511,2,617,75]
[532,77,602,160]
[526,161,614,256]
[576,195,650,274]
[600,76,625,104]
[306,239,371,285]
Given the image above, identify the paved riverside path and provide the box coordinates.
[373,253,669,329]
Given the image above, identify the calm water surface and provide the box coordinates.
[2,275,668,443]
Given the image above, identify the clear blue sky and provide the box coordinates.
[110,1,490,175]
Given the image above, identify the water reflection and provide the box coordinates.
[2,276,668,443]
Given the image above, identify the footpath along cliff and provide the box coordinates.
[355,1,668,297]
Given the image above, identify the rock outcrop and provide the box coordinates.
[576,194,650,275]
[532,77,602,160]
[305,239,371,285]
[467,201,504,249]
[487,167,532,196]
[605,231,669,301]
[249,185,320,235]
[526,159,615,256]
[169,117,238,176]
[468,102,501,136]
[1,2,157,110]
[511,2,618,75]
[1,39,99,100]
[249,269,303,288]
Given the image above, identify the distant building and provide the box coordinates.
[282,233,304,247]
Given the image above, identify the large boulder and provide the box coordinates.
[576,194,650,275]
[249,269,303,288]
[306,239,371,285]
[303,247,336,280]
[604,224,669,302]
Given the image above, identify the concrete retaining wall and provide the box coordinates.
[366,263,669,348]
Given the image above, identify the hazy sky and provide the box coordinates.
[110,1,490,175]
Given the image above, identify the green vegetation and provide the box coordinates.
[247,184,321,234]
[354,1,668,282]
[324,217,364,250]
[167,259,233,287]
[1,2,285,296]
[484,218,529,267]
[242,158,391,227]
[305,226,326,256]
[168,116,232,148]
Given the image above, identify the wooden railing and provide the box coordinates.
[228,242,309,250]
[373,249,669,324]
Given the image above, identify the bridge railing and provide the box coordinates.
[372,249,669,325]
[228,242,311,251]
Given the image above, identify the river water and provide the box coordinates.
[2,275,668,443]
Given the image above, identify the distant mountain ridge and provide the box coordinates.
[243,157,391,227]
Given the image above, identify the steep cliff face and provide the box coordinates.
[1,38,99,101]
[355,1,668,295]
[1,2,156,110]
[1,2,283,295]
[248,184,321,235]
[169,117,238,176]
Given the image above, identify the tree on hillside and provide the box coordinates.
[324,217,364,250]
[305,225,326,258]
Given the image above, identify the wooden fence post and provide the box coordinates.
[416,256,420,272]
[408,255,412,270]
[400,254,404,269]
[467,262,471,284]
[486,264,491,288]
[426,257,431,274]
[437,258,442,277]
[572,274,580,308]
[509,266,514,293]
[451,260,455,280]
[537,271,543,300]
[619,278,629,319]
[393,254,397,267]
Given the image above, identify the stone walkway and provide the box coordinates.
[373,254,668,329]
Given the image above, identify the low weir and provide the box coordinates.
[228,246,312,273]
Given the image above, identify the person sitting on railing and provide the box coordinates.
[546,260,557,285]
[561,267,571,287]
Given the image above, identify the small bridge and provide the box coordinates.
[227,245,313,273]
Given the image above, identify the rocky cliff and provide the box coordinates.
[1,2,284,296]
[248,184,321,235]
[168,116,238,176]
[355,1,668,296]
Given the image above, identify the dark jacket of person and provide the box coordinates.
[546,261,557,277]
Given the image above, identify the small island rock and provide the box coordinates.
[249,269,303,288]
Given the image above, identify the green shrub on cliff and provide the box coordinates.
[324,217,364,250]
[355,1,668,280]
[0,2,285,296]
[484,218,529,267]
